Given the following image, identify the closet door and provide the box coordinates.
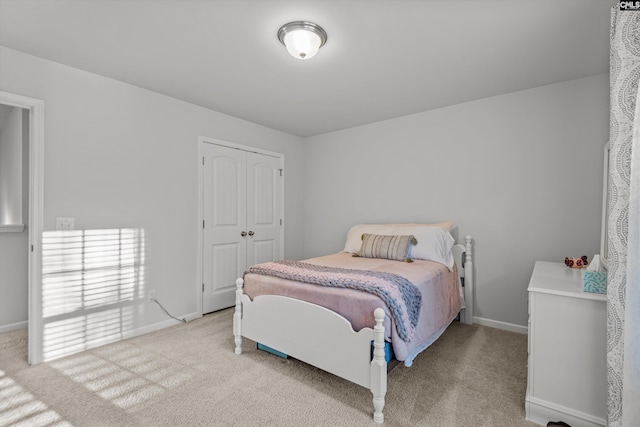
[202,143,283,314]
[202,144,247,313]
[246,152,282,267]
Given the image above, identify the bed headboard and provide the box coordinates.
[452,235,474,325]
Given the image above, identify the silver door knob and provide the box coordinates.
[240,231,247,237]
[248,231,255,236]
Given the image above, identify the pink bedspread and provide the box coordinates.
[242,252,462,365]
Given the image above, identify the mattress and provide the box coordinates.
[242,252,462,366]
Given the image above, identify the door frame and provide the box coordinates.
[0,91,45,365]
[196,136,284,315]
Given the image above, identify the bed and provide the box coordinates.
[233,223,474,424]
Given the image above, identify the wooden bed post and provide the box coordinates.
[370,307,387,424]
[463,235,474,325]
[234,278,244,354]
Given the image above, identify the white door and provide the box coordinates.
[202,143,282,313]
[246,152,282,266]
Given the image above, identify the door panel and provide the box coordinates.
[209,243,240,308]
[213,157,240,226]
[252,240,276,266]
[202,144,247,313]
[246,153,282,268]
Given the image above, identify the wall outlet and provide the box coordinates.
[56,217,75,230]
[147,289,156,302]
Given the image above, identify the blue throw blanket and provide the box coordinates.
[247,260,422,341]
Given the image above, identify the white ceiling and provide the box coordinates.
[0,0,615,137]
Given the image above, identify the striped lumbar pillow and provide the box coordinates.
[355,233,416,262]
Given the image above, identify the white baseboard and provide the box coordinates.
[123,311,202,339]
[526,396,606,427]
[0,320,27,333]
[0,312,203,339]
[4,311,203,363]
[183,311,203,322]
[473,316,528,334]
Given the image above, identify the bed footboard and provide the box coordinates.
[233,278,244,355]
[452,235,474,325]
[234,278,387,423]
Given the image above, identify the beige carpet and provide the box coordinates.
[0,309,540,427]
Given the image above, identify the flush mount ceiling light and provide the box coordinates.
[277,21,327,60]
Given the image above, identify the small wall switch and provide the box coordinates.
[56,217,75,230]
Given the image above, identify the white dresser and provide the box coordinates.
[525,261,607,427]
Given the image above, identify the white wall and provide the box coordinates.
[0,106,28,330]
[0,47,305,338]
[0,105,24,225]
[303,74,609,328]
[0,43,610,342]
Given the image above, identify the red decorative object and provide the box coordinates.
[565,256,589,269]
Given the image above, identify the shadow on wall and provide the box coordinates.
[41,229,146,361]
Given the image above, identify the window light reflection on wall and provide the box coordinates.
[41,228,145,361]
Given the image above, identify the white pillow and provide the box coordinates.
[342,224,390,253]
[342,222,455,269]
[390,225,455,270]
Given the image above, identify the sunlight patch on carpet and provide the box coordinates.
[50,342,194,411]
[0,369,72,427]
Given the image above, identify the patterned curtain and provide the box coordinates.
[607,7,640,427]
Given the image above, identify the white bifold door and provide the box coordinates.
[202,142,283,314]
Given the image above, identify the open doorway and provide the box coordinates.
[0,104,29,336]
[0,91,44,365]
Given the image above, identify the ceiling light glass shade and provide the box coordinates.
[278,21,327,60]
[283,29,321,59]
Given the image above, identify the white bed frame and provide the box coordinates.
[233,235,474,424]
